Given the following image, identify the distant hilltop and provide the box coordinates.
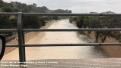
[90,11,115,14]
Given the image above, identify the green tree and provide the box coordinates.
[70,15,121,43]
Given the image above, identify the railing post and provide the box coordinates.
[17,12,26,62]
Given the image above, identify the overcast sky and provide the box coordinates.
[3,0,121,13]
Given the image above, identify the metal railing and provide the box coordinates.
[0,12,121,62]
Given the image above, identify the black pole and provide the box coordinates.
[17,12,26,63]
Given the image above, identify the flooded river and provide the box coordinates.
[2,19,105,61]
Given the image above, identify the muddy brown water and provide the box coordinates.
[2,19,113,61]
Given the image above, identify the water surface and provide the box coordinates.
[2,19,105,61]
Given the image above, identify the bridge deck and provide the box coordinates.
[1,59,121,68]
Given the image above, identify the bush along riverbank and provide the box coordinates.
[0,0,71,40]
[69,11,121,57]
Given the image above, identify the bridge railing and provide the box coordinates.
[0,12,121,62]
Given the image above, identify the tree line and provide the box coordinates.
[0,0,71,36]
[69,11,121,43]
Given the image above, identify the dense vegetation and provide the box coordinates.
[70,11,121,43]
[0,0,71,36]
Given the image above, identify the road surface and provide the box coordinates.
[2,19,105,61]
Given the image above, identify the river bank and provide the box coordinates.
[79,31,121,57]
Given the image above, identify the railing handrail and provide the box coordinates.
[0,12,121,16]
[1,28,121,32]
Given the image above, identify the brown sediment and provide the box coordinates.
[5,20,121,58]
[3,19,100,60]
[100,37,121,57]
[86,32,121,57]
[4,21,54,54]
